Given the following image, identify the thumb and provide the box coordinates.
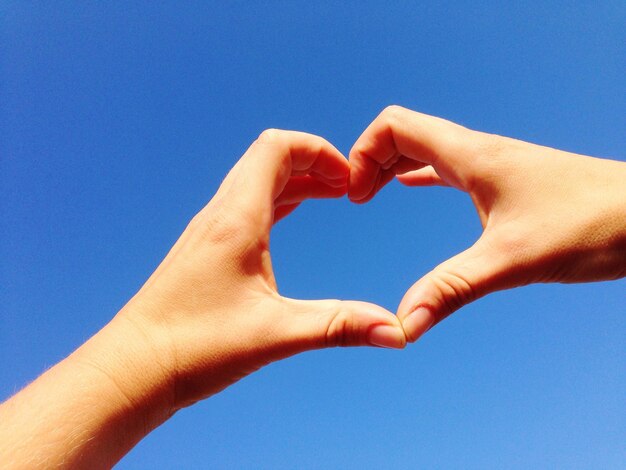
[281,298,407,351]
[397,238,505,342]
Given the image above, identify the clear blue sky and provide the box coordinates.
[2,2,625,468]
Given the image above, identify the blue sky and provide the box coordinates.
[1,2,625,468]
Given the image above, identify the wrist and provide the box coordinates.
[0,306,178,469]
[70,306,178,438]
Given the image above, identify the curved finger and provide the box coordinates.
[251,129,348,201]
[348,105,480,202]
[212,129,348,229]
[273,203,300,223]
[275,175,347,207]
[278,298,406,351]
[348,151,428,204]
[397,166,449,187]
[396,237,506,342]
[248,130,346,208]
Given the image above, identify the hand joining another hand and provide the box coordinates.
[2,106,624,469]
[348,106,625,340]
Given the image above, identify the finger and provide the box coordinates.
[348,152,427,204]
[396,166,449,187]
[219,129,349,228]
[273,203,300,223]
[290,169,348,188]
[396,237,505,342]
[348,105,480,202]
[279,298,407,351]
[377,157,430,191]
[275,175,347,207]
[372,167,398,197]
[247,129,348,204]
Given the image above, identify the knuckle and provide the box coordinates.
[186,210,205,232]
[380,104,405,124]
[257,128,284,145]
[323,301,353,348]
[472,132,511,160]
[189,206,251,248]
[460,131,514,191]
[207,214,246,246]
[430,269,478,317]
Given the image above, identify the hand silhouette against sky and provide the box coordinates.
[349,106,626,341]
[1,108,624,469]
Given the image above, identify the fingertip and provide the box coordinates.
[396,173,415,186]
[401,306,436,343]
[347,178,370,204]
[347,186,369,204]
[367,324,406,349]
[347,171,378,203]
[344,301,406,349]
[347,147,379,202]
[397,282,438,343]
[347,191,374,204]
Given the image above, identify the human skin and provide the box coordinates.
[348,105,626,341]
[0,130,406,469]
[2,112,624,468]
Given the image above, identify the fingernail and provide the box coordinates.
[368,325,405,349]
[403,306,435,342]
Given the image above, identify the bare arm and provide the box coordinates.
[0,130,406,469]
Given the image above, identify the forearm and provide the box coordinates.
[0,311,174,469]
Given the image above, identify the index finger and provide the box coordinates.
[216,129,349,228]
[348,106,478,203]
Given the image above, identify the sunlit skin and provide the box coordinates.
[0,130,405,469]
[348,105,626,341]
[1,112,624,469]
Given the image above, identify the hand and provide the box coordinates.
[348,106,626,341]
[123,129,406,410]
[0,130,406,469]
